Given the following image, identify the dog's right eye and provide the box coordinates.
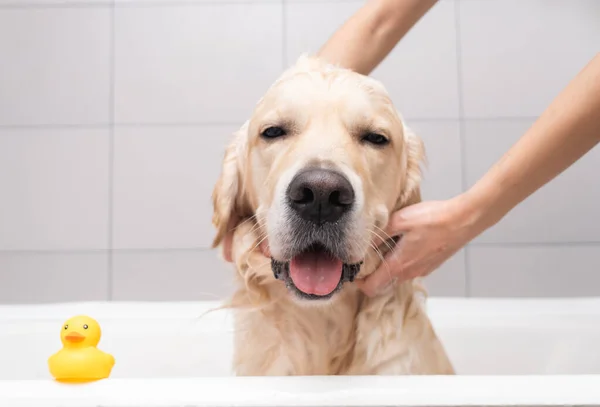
[261,126,286,139]
[361,132,389,146]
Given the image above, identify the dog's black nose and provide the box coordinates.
[287,168,354,225]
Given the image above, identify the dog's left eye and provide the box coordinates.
[361,132,389,146]
[261,126,286,139]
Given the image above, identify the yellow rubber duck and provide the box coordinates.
[48,315,115,382]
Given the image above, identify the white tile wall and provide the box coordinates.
[459,0,600,118]
[469,245,600,297]
[0,7,110,126]
[0,252,108,304]
[409,120,463,201]
[0,128,110,251]
[465,120,600,244]
[1,0,599,303]
[112,249,233,301]
[0,0,110,4]
[119,0,278,3]
[113,125,236,249]
[286,0,459,120]
[423,249,466,297]
[114,3,283,124]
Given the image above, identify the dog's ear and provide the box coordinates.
[395,122,426,210]
[211,122,252,251]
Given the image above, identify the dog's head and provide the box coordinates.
[212,56,424,303]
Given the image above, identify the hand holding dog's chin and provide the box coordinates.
[223,196,476,295]
[356,195,479,297]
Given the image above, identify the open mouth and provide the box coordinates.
[271,243,362,300]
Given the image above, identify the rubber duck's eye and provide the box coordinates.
[64,325,68,330]
[83,324,88,329]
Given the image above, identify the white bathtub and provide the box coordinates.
[1,297,600,406]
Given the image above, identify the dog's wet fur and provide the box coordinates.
[211,55,455,376]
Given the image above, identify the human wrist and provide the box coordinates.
[455,179,510,242]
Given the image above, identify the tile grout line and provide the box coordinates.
[3,241,600,256]
[0,1,282,9]
[0,248,216,255]
[0,0,361,7]
[0,2,110,8]
[471,241,600,248]
[107,0,115,301]
[281,0,286,69]
[0,117,540,131]
[454,0,470,298]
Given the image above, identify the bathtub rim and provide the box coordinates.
[4,297,600,320]
[1,374,600,407]
[3,298,600,406]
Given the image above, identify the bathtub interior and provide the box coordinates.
[2,297,600,381]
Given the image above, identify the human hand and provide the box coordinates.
[356,196,477,297]
[222,195,478,297]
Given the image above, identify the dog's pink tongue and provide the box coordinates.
[290,251,343,296]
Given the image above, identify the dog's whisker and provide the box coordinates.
[248,259,272,270]
[245,220,263,238]
[368,241,386,264]
[373,224,395,242]
[250,234,270,254]
[369,228,392,247]
[233,214,258,232]
[368,240,394,284]
[372,225,398,251]
[369,229,396,253]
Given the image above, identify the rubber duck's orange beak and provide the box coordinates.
[65,332,85,343]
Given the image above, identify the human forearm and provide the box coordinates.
[462,53,600,237]
[317,0,438,75]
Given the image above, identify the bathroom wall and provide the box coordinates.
[1,0,599,303]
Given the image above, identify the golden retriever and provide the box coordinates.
[211,55,454,376]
